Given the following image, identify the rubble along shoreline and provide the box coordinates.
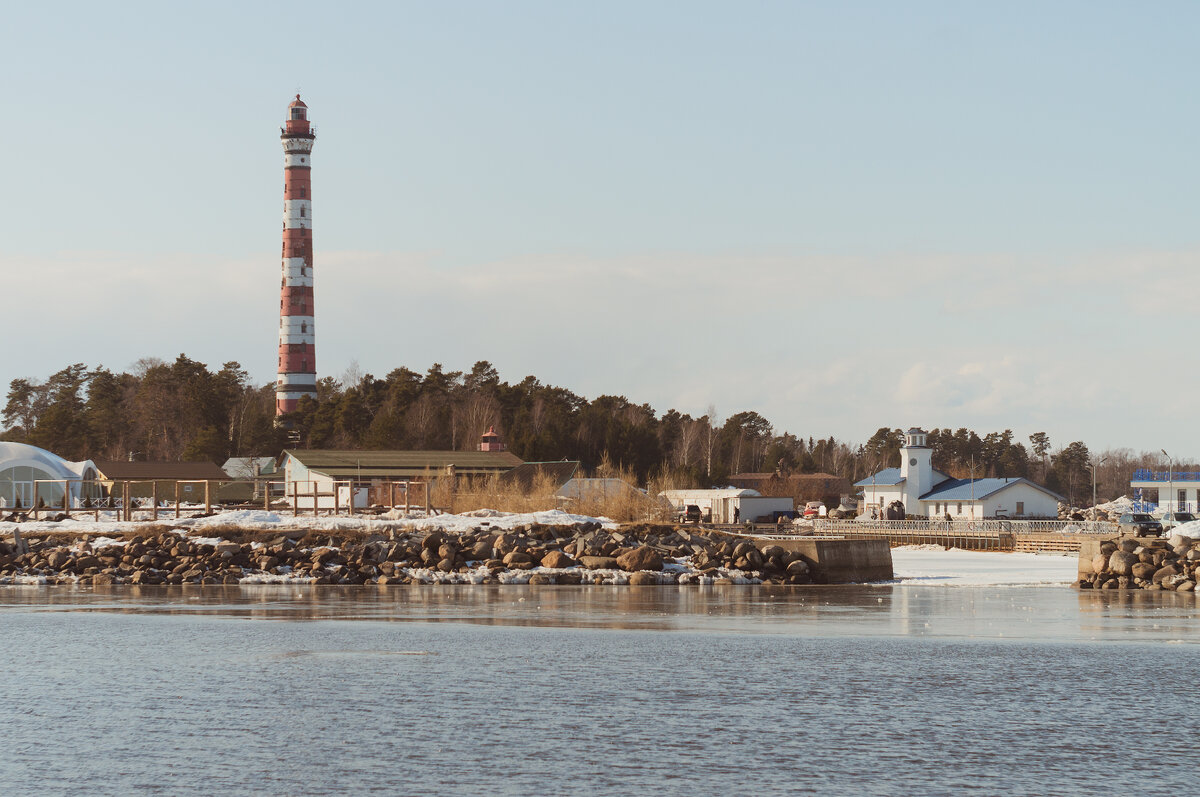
[1077,533,1200,591]
[0,523,819,587]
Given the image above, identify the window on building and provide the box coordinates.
[300,206,305,218]
[1016,501,1025,515]
[957,503,962,514]
[301,188,306,198]
[1179,489,1187,507]
[301,321,307,334]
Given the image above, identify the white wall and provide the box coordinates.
[736,496,795,523]
[923,499,983,519]
[982,483,1058,518]
[860,485,903,512]
[1132,481,1200,513]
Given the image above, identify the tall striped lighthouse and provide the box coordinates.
[276,94,317,416]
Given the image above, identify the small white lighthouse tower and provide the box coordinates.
[899,427,933,510]
[276,95,317,416]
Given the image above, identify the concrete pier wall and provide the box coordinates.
[755,538,893,583]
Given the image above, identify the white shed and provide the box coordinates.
[659,488,794,523]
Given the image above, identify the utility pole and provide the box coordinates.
[1162,449,1174,513]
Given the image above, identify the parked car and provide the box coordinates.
[1117,513,1163,537]
[679,504,702,524]
[1159,512,1196,532]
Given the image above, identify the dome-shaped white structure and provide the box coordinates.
[0,442,98,508]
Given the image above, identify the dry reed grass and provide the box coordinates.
[444,455,697,523]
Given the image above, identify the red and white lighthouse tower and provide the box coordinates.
[276,95,317,416]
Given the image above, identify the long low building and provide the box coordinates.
[92,460,233,501]
[280,448,524,508]
[659,488,794,524]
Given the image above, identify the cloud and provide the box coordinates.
[3,245,1200,454]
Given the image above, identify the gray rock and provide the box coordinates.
[1131,562,1157,581]
[579,556,619,570]
[1152,565,1180,584]
[1108,550,1138,577]
[616,546,663,572]
[540,551,575,569]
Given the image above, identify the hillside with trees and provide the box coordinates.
[0,356,1180,506]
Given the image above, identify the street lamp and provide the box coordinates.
[1088,456,1108,520]
[1162,449,1174,513]
[968,457,976,519]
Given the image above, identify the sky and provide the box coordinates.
[2,1,1198,458]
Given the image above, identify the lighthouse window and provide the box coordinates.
[301,322,307,334]
[300,188,306,198]
[300,206,305,217]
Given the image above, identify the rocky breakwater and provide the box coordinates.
[0,524,819,586]
[1078,533,1200,591]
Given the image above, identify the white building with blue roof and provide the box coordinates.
[855,427,1063,519]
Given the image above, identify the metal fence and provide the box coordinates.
[740,518,1121,553]
[4,478,433,521]
[810,518,1119,536]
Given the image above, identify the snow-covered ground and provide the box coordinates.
[891,545,1076,587]
[0,507,618,536]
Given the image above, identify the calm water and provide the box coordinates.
[1,585,1198,796]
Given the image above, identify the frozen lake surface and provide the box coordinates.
[2,575,1200,795]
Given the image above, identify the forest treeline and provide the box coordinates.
[0,356,1180,505]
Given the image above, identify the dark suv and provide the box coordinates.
[1117,513,1163,537]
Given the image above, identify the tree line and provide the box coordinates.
[0,356,1183,506]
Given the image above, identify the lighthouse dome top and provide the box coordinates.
[289,94,307,108]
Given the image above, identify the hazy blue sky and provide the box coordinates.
[2,1,1197,457]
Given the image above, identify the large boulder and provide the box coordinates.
[472,538,495,560]
[579,555,619,570]
[786,559,810,576]
[616,546,663,572]
[1108,550,1138,577]
[628,571,659,586]
[1131,562,1157,581]
[1152,564,1180,584]
[541,551,575,569]
[492,533,518,556]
